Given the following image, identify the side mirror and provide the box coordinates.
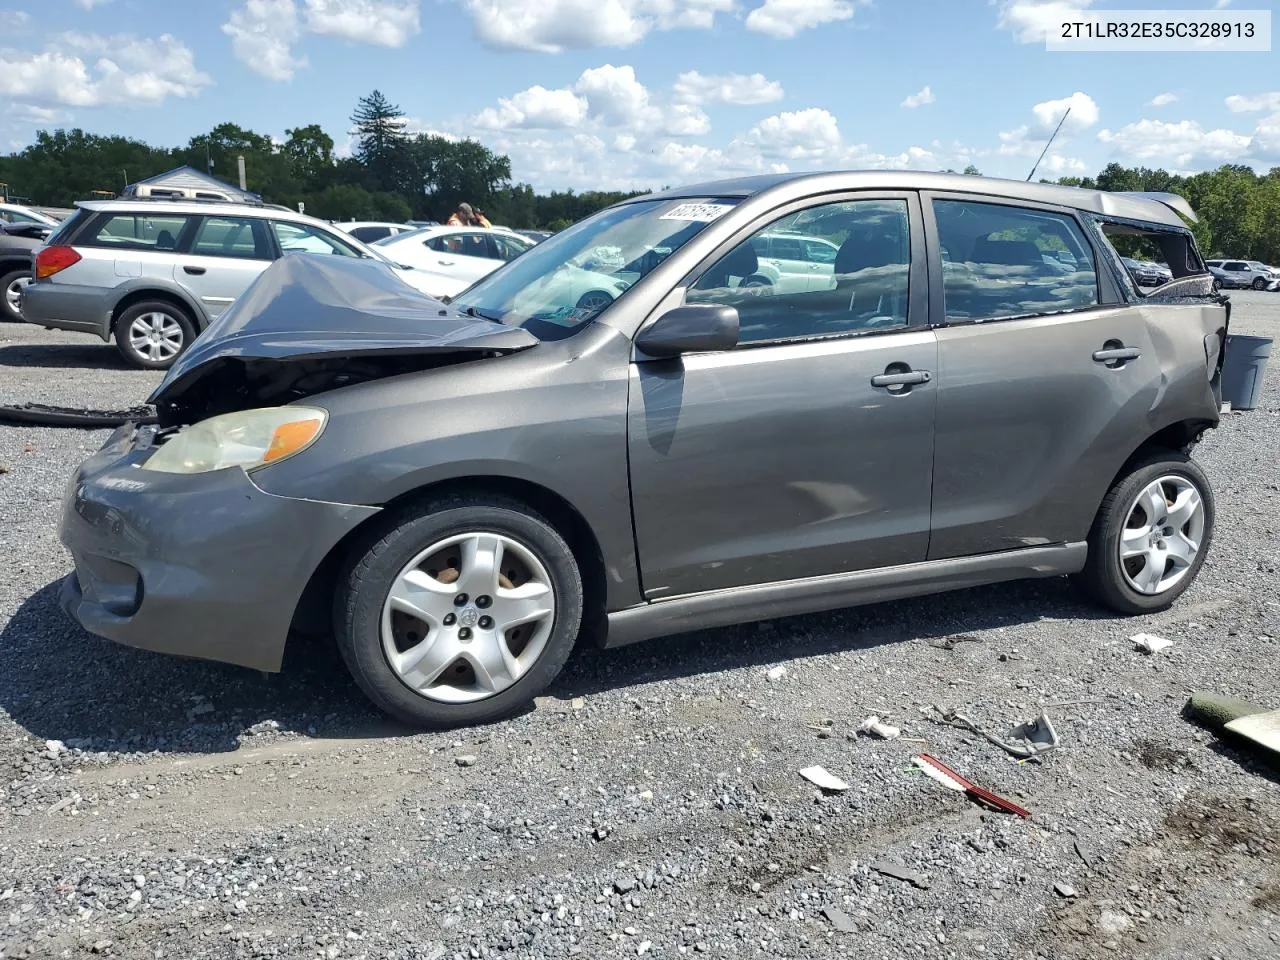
[635,304,739,358]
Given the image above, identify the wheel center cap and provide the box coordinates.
[458,608,479,628]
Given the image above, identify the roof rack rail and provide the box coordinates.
[113,191,266,207]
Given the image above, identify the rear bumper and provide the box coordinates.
[21,281,113,339]
[59,424,380,672]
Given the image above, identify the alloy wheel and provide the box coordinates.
[381,532,556,704]
[1118,475,1205,595]
[128,311,184,362]
[4,276,27,316]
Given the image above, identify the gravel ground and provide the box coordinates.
[1,296,1279,960]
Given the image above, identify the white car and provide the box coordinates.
[332,221,417,244]
[0,203,59,228]
[749,232,840,293]
[374,225,534,298]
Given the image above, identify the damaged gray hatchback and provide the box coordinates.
[59,172,1229,727]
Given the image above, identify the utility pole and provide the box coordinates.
[237,155,247,191]
[1027,106,1071,182]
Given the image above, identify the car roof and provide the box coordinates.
[638,170,1197,229]
[335,221,408,229]
[381,224,530,242]
[74,198,316,222]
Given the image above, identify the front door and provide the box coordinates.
[627,194,938,598]
[924,195,1158,558]
[177,215,275,319]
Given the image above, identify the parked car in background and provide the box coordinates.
[1121,256,1171,287]
[19,199,456,368]
[57,172,1227,728]
[1205,259,1280,290]
[0,220,54,322]
[332,221,417,244]
[0,202,59,228]
[373,225,534,298]
[516,229,553,243]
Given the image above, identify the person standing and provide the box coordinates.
[474,208,493,228]
[446,202,476,226]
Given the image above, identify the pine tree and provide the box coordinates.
[351,90,408,190]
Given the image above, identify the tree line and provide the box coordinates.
[0,91,645,231]
[1,90,1278,259]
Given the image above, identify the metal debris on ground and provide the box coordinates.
[857,716,902,740]
[870,861,931,889]
[931,705,1059,759]
[912,753,1031,818]
[1131,632,1173,654]
[927,634,981,651]
[798,765,850,792]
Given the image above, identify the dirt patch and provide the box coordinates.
[1135,738,1195,771]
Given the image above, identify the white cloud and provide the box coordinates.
[5,102,72,125]
[474,63,707,137]
[222,0,307,81]
[465,0,733,53]
[1031,91,1099,132]
[901,85,934,109]
[995,0,1093,43]
[672,71,784,106]
[737,107,843,162]
[1,10,31,29]
[745,0,856,39]
[614,133,637,151]
[73,0,112,8]
[1249,112,1280,162]
[302,0,420,47]
[1148,92,1178,108]
[1038,153,1086,174]
[1097,119,1251,169]
[474,85,589,130]
[1225,92,1280,113]
[0,33,211,107]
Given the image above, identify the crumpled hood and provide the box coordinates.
[150,255,537,410]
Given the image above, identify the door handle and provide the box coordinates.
[183,266,206,275]
[437,259,455,266]
[871,370,932,388]
[1092,346,1141,363]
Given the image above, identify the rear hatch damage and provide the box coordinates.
[149,255,536,427]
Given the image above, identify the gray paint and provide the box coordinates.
[58,172,1226,674]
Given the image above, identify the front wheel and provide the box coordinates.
[1212,278,1222,291]
[1253,277,1268,291]
[113,300,196,369]
[1079,452,1214,614]
[335,496,583,728]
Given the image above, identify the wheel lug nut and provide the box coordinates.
[458,627,472,641]
[476,595,492,608]
[443,613,456,626]
[478,616,493,629]
[454,593,469,607]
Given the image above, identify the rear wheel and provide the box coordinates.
[1212,278,1222,291]
[113,300,196,369]
[1,268,28,322]
[576,290,614,312]
[1079,452,1214,614]
[335,496,583,728]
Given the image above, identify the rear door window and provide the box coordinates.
[932,199,1098,322]
[82,213,194,252]
[190,216,272,260]
[1225,261,1249,271]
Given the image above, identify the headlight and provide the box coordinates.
[140,407,327,475]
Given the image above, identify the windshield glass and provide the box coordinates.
[450,197,739,341]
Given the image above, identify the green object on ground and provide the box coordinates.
[1183,692,1269,730]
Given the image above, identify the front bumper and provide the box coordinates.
[59,424,379,672]
[21,280,113,339]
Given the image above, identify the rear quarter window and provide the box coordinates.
[44,209,89,245]
[83,212,192,252]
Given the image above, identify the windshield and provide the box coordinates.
[450,197,739,341]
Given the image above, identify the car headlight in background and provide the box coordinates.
[140,407,327,475]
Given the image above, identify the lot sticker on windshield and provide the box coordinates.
[659,202,735,223]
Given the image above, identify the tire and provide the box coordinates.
[335,495,584,728]
[576,290,614,312]
[113,300,196,369]
[1253,277,1267,291]
[1079,451,1215,615]
[742,275,773,288]
[1,268,29,323]
[1212,278,1222,292]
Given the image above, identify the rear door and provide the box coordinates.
[424,231,501,282]
[627,193,937,597]
[924,194,1158,558]
[176,214,274,318]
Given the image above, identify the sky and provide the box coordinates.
[0,0,1278,192]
